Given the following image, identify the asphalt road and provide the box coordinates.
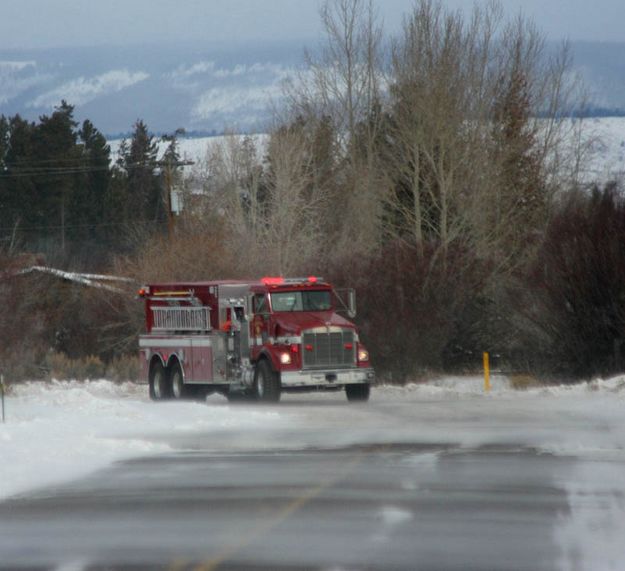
[0,391,621,570]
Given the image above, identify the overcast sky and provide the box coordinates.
[2,0,625,50]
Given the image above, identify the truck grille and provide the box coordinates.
[302,330,355,369]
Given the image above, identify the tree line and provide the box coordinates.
[1,0,623,383]
[0,104,171,266]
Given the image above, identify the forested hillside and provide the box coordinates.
[1,0,624,383]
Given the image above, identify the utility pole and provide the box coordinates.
[158,157,194,240]
[60,191,66,254]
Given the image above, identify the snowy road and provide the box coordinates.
[1,378,625,570]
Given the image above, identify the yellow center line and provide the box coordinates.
[192,448,375,571]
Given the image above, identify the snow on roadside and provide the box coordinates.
[0,380,285,500]
[374,374,512,397]
[374,374,625,399]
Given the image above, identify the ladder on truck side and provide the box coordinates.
[151,306,211,332]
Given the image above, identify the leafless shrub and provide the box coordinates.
[327,240,488,381]
[519,184,625,379]
[104,354,140,383]
[44,353,105,381]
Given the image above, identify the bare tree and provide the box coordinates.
[285,0,386,257]
[189,127,326,275]
[384,0,586,273]
[259,125,325,274]
[385,1,502,265]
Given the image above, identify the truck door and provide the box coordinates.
[230,303,250,364]
[251,293,269,346]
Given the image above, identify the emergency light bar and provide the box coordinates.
[261,276,325,286]
[261,277,285,286]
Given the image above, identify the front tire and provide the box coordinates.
[149,361,169,401]
[254,360,281,402]
[346,383,370,402]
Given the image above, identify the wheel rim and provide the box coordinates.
[172,371,182,398]
[257,372,265,397]
[153,370,162,399]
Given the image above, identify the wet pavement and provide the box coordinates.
[0,392,623,570]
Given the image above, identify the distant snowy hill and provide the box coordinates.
[582,117,625,181]
[2,40,625,137]
[0,40,307,135]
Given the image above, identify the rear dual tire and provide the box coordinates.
[150,361,197,401]
[149,362,169,401]
[171,363,195,400]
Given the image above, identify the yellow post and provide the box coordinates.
[483,352,491,393]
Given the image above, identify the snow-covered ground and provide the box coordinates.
[107,117,625,183]
[107,133,267,170]
[2,376,624,501]
[581,117,625,181]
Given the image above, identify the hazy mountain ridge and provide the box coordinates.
[0,40,623,136]
[571,41,625,114]
[0,40,307,135]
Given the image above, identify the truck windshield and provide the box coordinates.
[270,290,332,312]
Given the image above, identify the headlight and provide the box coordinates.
[279,352,292,365]
[358,346,369,363]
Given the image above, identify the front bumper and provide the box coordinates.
[280,368,374,388]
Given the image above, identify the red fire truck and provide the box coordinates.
[138,276,374,402]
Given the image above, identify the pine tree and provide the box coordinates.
[123,120,162,228]
[1,115,37,245]
[0,116,11,244]
[0,115,8,168]
[33,101,79,252]
[76,119,111,245]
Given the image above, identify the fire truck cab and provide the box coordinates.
[138,276,374,402]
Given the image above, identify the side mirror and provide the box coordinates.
[333,288,357,319]
[348,289,356,319]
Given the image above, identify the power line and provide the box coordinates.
[0,221,169,232]
[0,159,194,179]
[0,162,193,179]
[4,156,107,165]
[0,166,112,178]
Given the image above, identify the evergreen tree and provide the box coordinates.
[33,101,80,251]
[0,115,8,168]
[0,115,11,244]
[76,119,112,245]
[123,120,162,227]
[1,115,37,245]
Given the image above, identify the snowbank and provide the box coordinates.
[0,380,286,500]
[376,374,625,399]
